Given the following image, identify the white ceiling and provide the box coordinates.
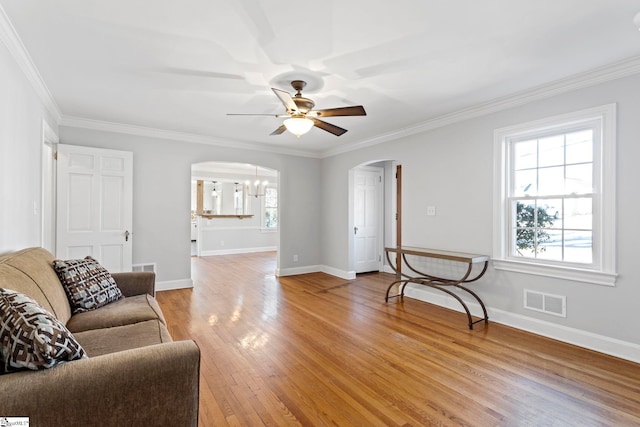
[3,1,640,156]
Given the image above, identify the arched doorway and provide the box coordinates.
[190,161,279,273]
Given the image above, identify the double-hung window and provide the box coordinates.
[493,104,617,286]
[263,187,278,229]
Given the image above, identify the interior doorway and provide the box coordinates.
[349,160,398,275]
[353,165,384,273]
[190,161,280,274]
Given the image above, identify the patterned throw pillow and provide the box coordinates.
[0,288,87,373]
[53,256,123,314]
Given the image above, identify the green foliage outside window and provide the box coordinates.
[264,188,278,228]
[516,202,558,255]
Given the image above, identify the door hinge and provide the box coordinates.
[379,175,382,183]
[53,151,58,160]
[379,255,381,262]
[395,212,398,220]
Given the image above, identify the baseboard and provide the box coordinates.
[156,278,193,292]
[321,265,356,280]
[199,246,276,256]
[276,265,356,280]
[277,265,323,277]
[404,285,640,364]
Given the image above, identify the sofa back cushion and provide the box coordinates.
[0,248,72,324]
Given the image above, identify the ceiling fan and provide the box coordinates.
[228,80,366,137]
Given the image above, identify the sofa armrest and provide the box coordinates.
[111,271,155,296]
[0,340,200,427]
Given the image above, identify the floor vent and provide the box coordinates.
[524,289,566,317]
[132,263,156,273]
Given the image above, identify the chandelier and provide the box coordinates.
[246,166,268,198]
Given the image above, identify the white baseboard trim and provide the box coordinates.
[199,246,276,256]
[404,285,640,364]
[156,278,193,292]
[277,265,323,277]
[322,265,356,280]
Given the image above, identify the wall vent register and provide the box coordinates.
[524,289,566,317]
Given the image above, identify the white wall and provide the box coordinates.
[321,73,640,359]
[0,34,58,252]
[197,213,278,256]
[58,126,321,285]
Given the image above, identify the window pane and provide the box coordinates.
[537,199,562,230]
[538,135,565,167]
[536,229,563,261]
[565,130,593,164]
[265,188,277,208]
[564,230,592,264]
[513,169,537,196]
[264,188,278,228]
[564,198,592,229]
[265,207,278,228]
[514,200,538,257]
[565,163,592,194]
[513,139,538,170]
[538,166,564,195]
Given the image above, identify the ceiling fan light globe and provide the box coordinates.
[284,117,314,137]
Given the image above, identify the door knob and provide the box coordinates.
[354,226,358,235]
[125,230,130,242]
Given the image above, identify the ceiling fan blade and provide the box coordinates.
[270,125,287,135]
[227,113,279,116]
[310,105,367,117]
[311,118,348,136]
[272,88,299,114]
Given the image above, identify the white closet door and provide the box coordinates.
[56,144,133,272]
[354,167,383,273]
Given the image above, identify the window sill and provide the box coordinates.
[492,259,617,287]
[261,228,278,233]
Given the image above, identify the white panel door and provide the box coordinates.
[56,144,133,272]
[354,167,383,273]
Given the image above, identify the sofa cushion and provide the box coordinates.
[0,288,87,373]
[73,319,172,357]
[66,294,167,333]
[53,256,123,314]
[0,248,72,324]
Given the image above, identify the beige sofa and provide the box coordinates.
[0,247,200,426]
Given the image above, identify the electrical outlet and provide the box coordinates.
[220,240,225,246]
[293,254,299,262]
[427,206,436,216]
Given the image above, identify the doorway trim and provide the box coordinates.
[190,161,281,276]
[41,119,58,253]
[348,160,397,275]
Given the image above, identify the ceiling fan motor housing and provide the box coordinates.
[292,97,315,114]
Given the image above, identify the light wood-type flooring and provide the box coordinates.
[156,252,640,426]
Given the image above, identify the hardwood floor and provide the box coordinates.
[156,252,640,426]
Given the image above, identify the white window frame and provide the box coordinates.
[493,104,617,286]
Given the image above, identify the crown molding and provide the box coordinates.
[0,4,62,123]
[321,55,640,158]
[60,116,321,158]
